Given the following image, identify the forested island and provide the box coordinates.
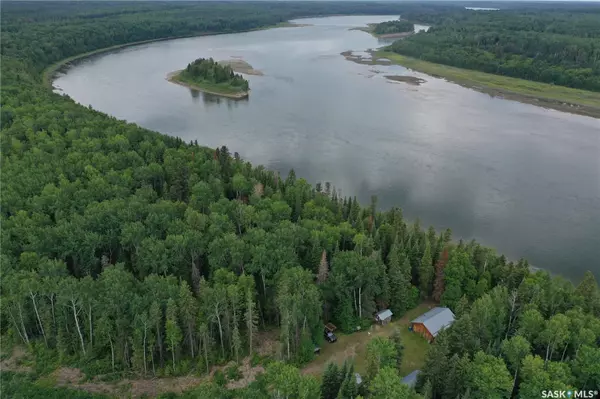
[2,2,600,399]
[169,58,250,99]
[373,20,414,37]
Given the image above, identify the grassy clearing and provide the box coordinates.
[303,302,433,378]
[375,51,600,118]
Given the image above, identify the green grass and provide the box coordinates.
[375,51,600,116]
[303,302,432,378]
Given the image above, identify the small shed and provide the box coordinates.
[354,373,362,385]
[401,370,420,388]
[410,307,455,342]
[375,309,393,325]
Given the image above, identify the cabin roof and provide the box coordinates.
[375,309,393,320]
[401,370,420,387]
[411,307,455,337]
[355,373,362,385]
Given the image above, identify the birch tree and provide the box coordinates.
[165,298,182,370]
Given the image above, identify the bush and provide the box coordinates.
[213,369,227,386]
[0,371,107,398]
[30,343,61,377]
[225,364,242,381]
[250,353,262,367]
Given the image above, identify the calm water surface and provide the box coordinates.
[54,16,600,281]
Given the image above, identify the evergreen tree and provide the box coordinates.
[419,240,434,298]
[419,333,450,396]
[338,367,359,399]
[322,363,342,399]
[443,354,470,399]
[391,328,405,372]
[388,242,412,316]
[432,249,448,302]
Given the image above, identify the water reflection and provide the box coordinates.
[188,88,250,108]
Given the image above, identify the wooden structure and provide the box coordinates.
[324,323,337,333]
[374,309,393,325]
[410,307,455,342]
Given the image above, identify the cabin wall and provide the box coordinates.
[411,322,434,342]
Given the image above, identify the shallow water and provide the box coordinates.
[54,15,600,281]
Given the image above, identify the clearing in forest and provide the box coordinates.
[302,302,433,378]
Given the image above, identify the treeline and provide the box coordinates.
[1,2,600,399]
[0,1,430,73]
[181,58,249,91]
[373,20,414,35]
[391,8,600,91]
[418,271,600,398]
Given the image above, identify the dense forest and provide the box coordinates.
[1,2,599,399]
[178,58,249,92]
[390,7,600,91]
[373,20,414,35]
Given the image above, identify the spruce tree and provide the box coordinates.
[322,362,342,399]
[391,329,404,372]
[338,363,358,399]
[388,245,410,315]
[419,240,434,298]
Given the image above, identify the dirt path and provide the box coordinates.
[0,346,32,373]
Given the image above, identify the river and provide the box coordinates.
[53,15,600,281]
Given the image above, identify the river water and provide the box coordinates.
[53,16,600,281]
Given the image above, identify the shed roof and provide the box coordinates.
[401,370,420,388]
[411,307,455,337]
[375,309,393,320]
[355,373,362,385]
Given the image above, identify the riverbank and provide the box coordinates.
[43,23,298,89]
[344,50,600,119]
[167,70,249,99]
[350,24,414,39]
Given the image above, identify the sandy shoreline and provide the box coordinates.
[218,59,264,76]
[166,70,249,99]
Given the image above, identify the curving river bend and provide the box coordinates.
[53,16,600,281]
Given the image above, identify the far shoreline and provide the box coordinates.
[350,24,414,39]
[166,70,249,99]
[342,50,600,119]
[43,21,308,89]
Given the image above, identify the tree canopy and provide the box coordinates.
[389,7,600,91]
[1,2,599,398]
